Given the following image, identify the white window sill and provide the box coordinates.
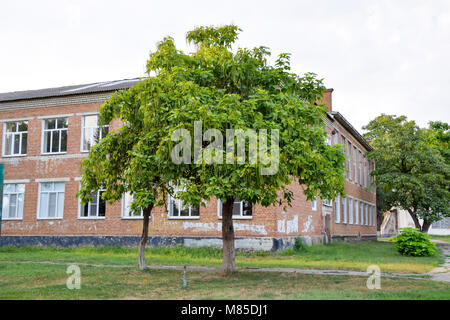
[1,218,23,221]
[41,152,67,156]
[121,216,144,220]
[218,216,253,220]
[78,217,106,220]
[2,154,27,158]
[168,216,200,220]
[37,217,64,220]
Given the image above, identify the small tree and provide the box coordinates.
[148,25,346,273]
[363,115,450,233]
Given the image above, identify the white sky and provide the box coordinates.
[1,0,449,132]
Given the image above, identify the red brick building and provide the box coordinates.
[0,79,377,250]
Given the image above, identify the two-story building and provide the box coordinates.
[0,78,377,251]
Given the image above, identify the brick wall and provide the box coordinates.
[0,91,377,239]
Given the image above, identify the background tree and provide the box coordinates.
[363,115,450,233]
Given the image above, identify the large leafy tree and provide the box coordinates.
[79,25,346,273]
[363,115,450,233]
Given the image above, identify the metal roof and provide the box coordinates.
[329,111,373,151]
[0,78,142,102]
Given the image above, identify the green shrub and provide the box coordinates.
[392,228,438,257]
[294,237,308,252]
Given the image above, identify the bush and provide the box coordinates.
[294,237,308,252]
[391,228,438,257]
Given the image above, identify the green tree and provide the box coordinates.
[78,25,346,273]
[363,115,450,233]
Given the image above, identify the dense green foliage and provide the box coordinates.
[391,228,438,257]
[363,115,450,232]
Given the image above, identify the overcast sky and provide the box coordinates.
[1,0,449,132]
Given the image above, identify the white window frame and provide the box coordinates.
[322,199,333,207]
[333,130,339,146]
[311,198,317,211]
[341,135,347,178]
[326,134,331,146]
[217,198,252,220]
[365,203,369,226]
[41,118,68,154]
[334,196,340,223]
[342,196,347,224]
[37,181,65,220]
[354,199,359,225]
[347,141,352,181]
[121,192,144,219]
[2,183,25,220]
[360,201,364,225]
[78,187,106,219]
[348,197,353,224]
[353,146,357,184]
[168,186,200,219]
[2,121,28,157]
[80,114,109,152]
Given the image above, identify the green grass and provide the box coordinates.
[0,240,444,274]
[0,261,449,300]
[430,235,450,243]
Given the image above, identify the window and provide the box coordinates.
[80,190,105,218]
[81,114,109,152]
[169,186,200,218]
[358,150,362,185]
[218,197,252,218]
[363,155,367,187]
[322,199,332,207]
[38,182,65,219]
[371,205,375,226]
[122,192,143,218]
[354,199,359,225]
[353,146,357,183]
[347,141,352,180]
[348,197,353,224]
[333,130,339,146]
[342,196,347,223]
[326,134,331,146]
[43,118,68,153]
[2,184,25,219]
[341,135,347,177]
[3,121,28,156]
[365,203,369,226]
[334,196,340,223]
[312,199,317,211]
[360,201,364,225]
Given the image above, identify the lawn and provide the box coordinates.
[0,240,444,274]
[430,235,450,243]
[0,261,449,300]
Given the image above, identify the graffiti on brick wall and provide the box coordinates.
[182,221,267,235]
[277,215,299,234]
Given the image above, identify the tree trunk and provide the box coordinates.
[407,209,421,230]
[221,197,235,274]
[138,204,153,270]
[421,219,432,233]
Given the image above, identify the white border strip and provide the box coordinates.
[37,113,74,119]
[0,117,35,122]
[75,111,99,116]
[35,177,71,182]
[4,179,30,184]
